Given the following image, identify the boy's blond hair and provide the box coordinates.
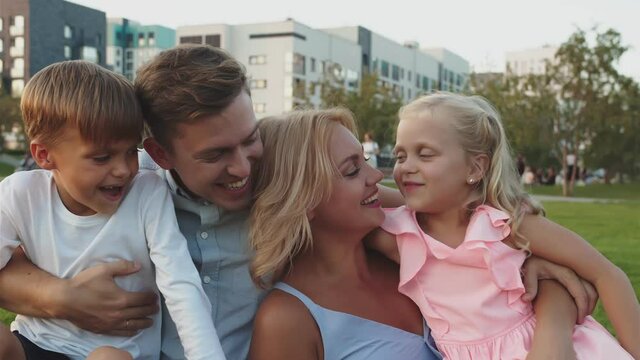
[21,60,144,146]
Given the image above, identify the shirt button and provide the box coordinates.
[203,276,211,284]
[200,231,208,239]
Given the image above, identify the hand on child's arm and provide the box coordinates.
[521,255,597,323]
[527,280,577,360]
[59,260,159,336]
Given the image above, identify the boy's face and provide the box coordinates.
[46,127,139,215]
[156,92,263,211]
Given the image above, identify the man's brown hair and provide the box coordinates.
[135,44,249,150]
[21,60,144,146]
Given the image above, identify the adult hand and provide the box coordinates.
[521,256,598,324]
[55,261,159,336]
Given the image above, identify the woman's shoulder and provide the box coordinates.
[251,286,321,359]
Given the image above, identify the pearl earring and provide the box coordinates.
[468,178,475,184]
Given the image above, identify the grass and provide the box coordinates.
[0,191,638,337]
[529,182,640,201]
[0,162,14,180]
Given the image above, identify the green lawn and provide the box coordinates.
[0,162,14,180]
[529,182,640,201]
[0,198,638,337]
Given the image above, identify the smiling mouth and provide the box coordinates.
[99,185,124,200]
[221,177,249,191]
[361,192,379,206]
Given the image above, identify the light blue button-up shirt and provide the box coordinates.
[140,153,265,360]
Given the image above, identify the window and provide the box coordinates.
[138,33,145,47]
[10,37,24,56]
[249,55,266,65]
[81,46,98,63]
[148,32,155,46]
[11,79,25,97]
[415,73,420,87]
[250,79,267,89]
[253,103,266,114]
[10,15,24,36]
[10,57,24,78]
[64,45,71,59]
[179,36,202,45]
[346,69,359,88]
[293,78,306,98]
[392,64,399,81]
[408,71,412,82]
[310,57,316,72]
[0,18,3,31]
[205,34,220,47]
[380,61,389,78]
[0,39,3,53]
[126,51,133,59]
[64,24,73,39]
[422,76,429,91]
[293,53,305,75]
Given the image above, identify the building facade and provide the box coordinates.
[0,0,106,97]
[177,20,470,117]
[178,20,362,117]
[106,18,175,80]
[505,45,558,77]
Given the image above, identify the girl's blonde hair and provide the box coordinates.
[399,92,543,250]
[250,108,359,288]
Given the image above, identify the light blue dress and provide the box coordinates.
[274,282,443,360]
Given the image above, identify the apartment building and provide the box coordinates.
[0,0,106,97]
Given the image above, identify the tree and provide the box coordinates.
[320,72,402,147]
[0,89,24,150]
[471,27,639,195]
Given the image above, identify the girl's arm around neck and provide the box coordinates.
[249,290,321,360]
[519,214,640,358]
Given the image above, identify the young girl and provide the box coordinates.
[371,92,639,359]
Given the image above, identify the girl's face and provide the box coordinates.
[311,125,385,233]
[393,112,474,214]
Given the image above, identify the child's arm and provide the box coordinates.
[142,174,226,360]
[527,280,579,360]
[519,215,640,357]
[364,228,400,263]
[0,248,156,335]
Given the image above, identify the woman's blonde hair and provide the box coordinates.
[250,108,358,288]
[399,92,543,250]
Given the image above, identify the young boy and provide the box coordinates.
[0,61,225,360]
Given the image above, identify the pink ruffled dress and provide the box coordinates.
[382,205,633,360]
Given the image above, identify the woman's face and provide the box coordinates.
[311,125,385,233]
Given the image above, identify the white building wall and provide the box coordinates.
[505,46,558,76]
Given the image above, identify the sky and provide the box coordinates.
[70,0,639,79]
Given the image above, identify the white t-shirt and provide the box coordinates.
[0,170,225,360]
[362,141,379,168]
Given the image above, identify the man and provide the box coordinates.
[0,45,596,359]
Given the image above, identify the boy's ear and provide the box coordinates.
[30,141,55,170]
[143,137,174,170]
[468,153,490,184]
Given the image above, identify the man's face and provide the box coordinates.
[159,92,263,211]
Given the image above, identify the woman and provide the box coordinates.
[248,109,592,360]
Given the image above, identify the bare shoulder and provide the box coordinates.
[250,288,321,360]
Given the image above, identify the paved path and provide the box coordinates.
[0,153,20,167]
